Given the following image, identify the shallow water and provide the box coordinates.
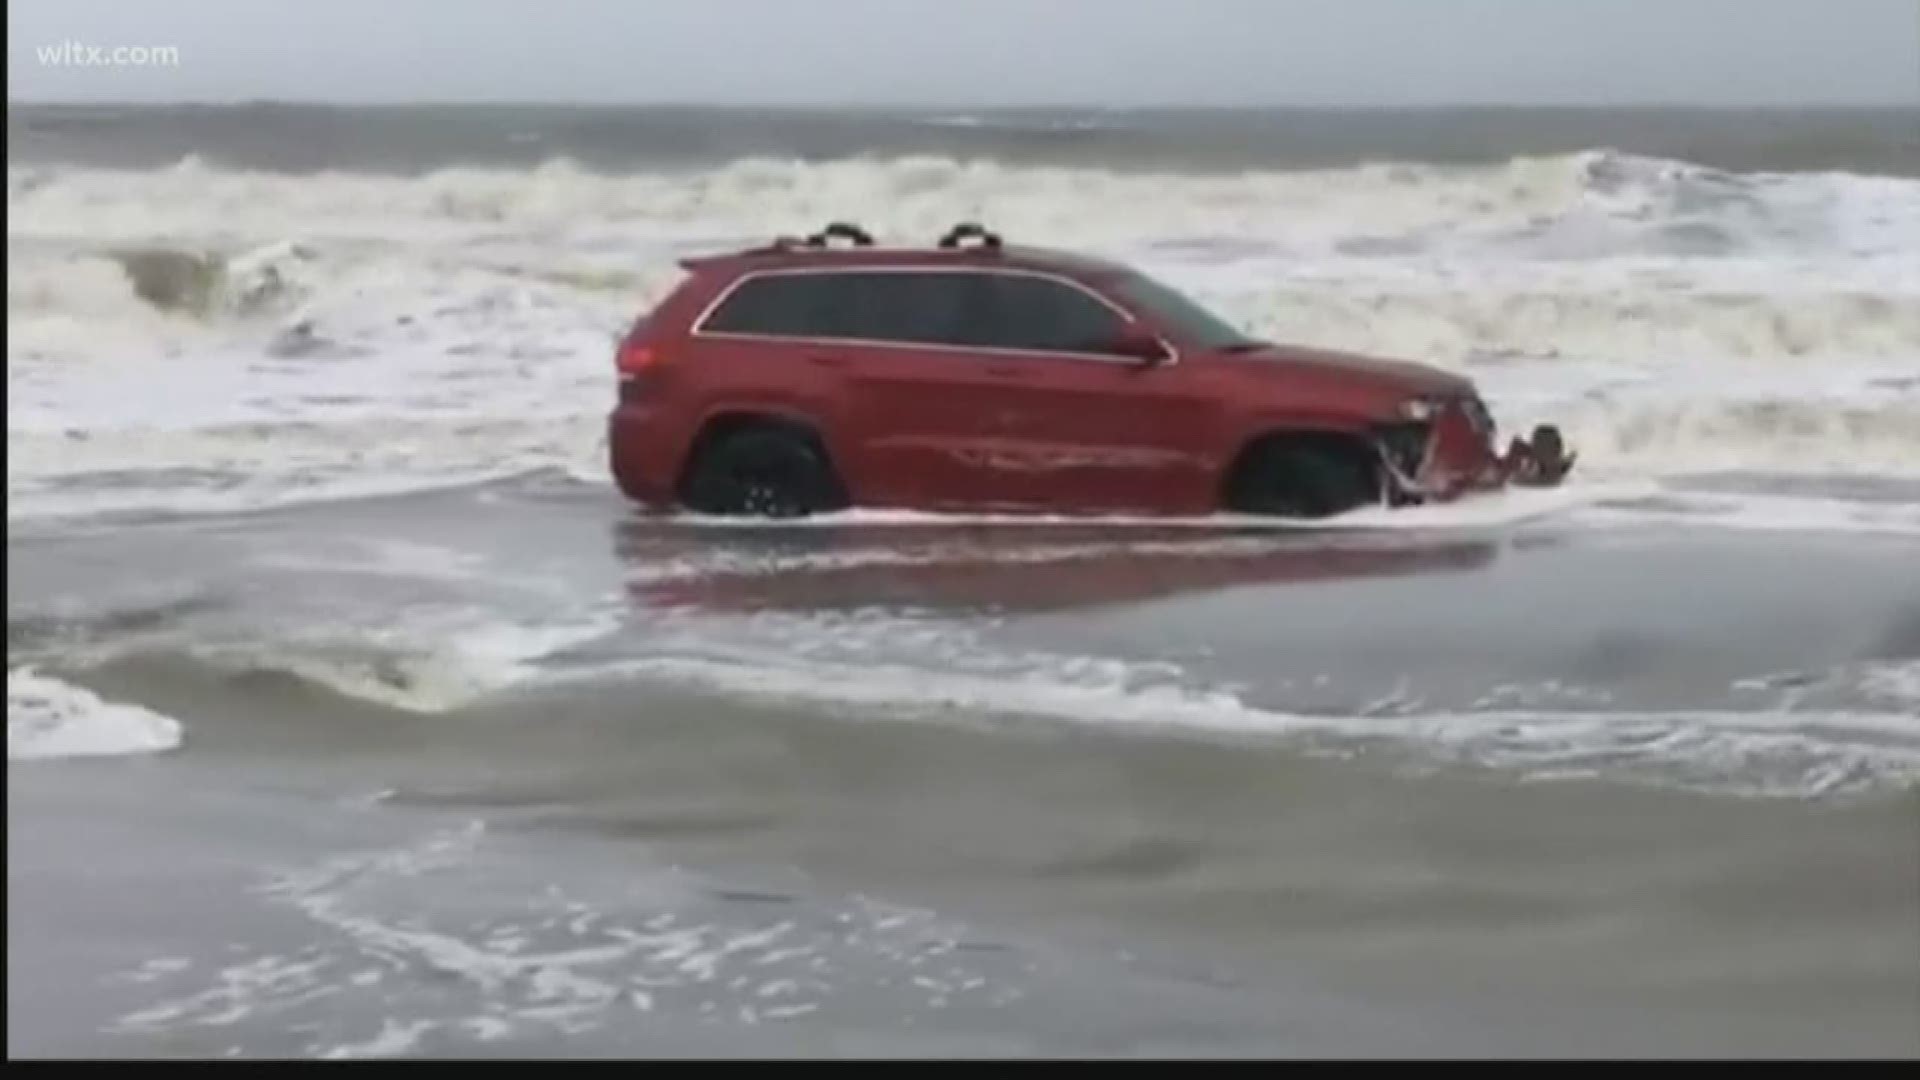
[9,476,1919,1057]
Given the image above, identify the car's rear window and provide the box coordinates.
[699,273,847,339]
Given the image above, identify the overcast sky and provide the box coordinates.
[9,0,1919,107]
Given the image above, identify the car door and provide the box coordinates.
[966,271,1223,513]
[800,269,1054,511]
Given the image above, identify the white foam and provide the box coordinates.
[1860,661,1920,708]
[659,480,1617,534]
[7,150,1918,522]
[668,480,1920,540]
[1569,490,1920,537]
[574,642,1920,799]
[194,609,622,713]
[112,819,1005,1050]
[320,1020,436,1060]
[7,666,184,760]
[1732,659,1920,717]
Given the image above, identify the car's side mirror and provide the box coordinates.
[1109,327,1169,366]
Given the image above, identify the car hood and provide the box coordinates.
[1212,344,1473,398]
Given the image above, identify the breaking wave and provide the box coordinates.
[12,149,1913,257]
[7,666,184,761]
[567,636,1920,801]
[7,149,1918,517]
[187,612,621,714]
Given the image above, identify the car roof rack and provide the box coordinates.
[746,221,1006,256]
[753,221,875,253]
[937,222,1002,251]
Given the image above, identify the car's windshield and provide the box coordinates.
[1106,270,1263,352]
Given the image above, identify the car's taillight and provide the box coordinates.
[616,314,665,379]
[617,339,659,378]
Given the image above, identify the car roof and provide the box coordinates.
[677,224,1135,279]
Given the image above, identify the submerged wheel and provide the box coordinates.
[1226,435,1382,519]
[677,423,844,518]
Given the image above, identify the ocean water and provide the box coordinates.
[8,106,1920,1057]
[9,106,1919,523]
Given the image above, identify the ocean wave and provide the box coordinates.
[1215,275,1920,363]
[173,611,622,714]
[1542,390,1920,477]
[10,149,1914,257]
[573,649,1920,801]
[9,151,1913,367]
[7,149,1917,516]
[512,603,1920,800]
[12,252,1915,374]
[7,666,184,761]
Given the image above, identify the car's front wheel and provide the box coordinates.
[1225,434,1382,519]
[677,423,845,518]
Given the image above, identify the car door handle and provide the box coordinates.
[984,364,1023,377]
[808,355,847,369]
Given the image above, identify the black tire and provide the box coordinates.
[678,424,844,518]
[1226,437,1381,519]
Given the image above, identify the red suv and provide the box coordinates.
[609,222,1571,519]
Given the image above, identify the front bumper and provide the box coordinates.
[1372,394,1559,503]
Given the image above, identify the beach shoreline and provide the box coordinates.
[10,480,1919,1057]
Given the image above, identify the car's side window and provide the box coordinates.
[975,274,1129,357]
[836,272,980,348]
[700,274,849,339]
[700,270,1129,358]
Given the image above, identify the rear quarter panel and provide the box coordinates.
[668,337,855,488]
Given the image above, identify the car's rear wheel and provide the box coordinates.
[1225,434,1382,519]
[678,422,845,518]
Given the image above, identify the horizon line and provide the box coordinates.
[10,97,1917,111]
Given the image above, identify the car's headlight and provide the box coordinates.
[1396,397,1440,422]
